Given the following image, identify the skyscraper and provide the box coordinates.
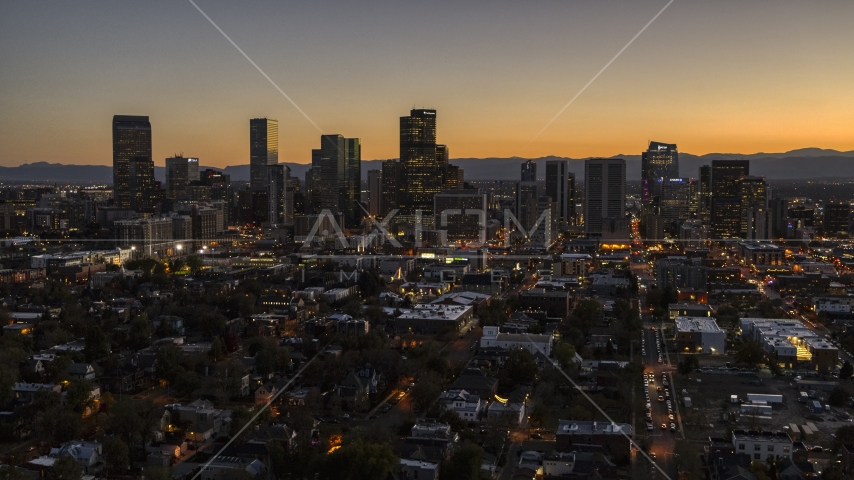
[129,157,155,212]
[584,158,626,236]
[434,189,488,245]
[641,141,679,215]
[112,115,152,209]
[823,203,850,238]
[739,176,768,237]
[368,170,382,217]
[250,118,278,191]
[445,165,463,190]
[659,178,695,222]
[165,155,199,200]
[381,160,403,217]
[698,165,712,223]
[516,181,540,231]
[545,159,574,229]
[342,137,362,227]
[521,160,537,182]
[267,164,292,226]
[710,160,749,239]
[400,109,442,227]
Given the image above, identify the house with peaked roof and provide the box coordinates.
[450,369,499,400]
[337,371,368,404]
[439,389,484,423]
[69,363,96,381]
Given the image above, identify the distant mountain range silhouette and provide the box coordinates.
[2,148,853,184]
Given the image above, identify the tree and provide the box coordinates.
[65,379,95,414]
[439,443,484,480]
[410,376,441,413]
[83,326,110,362]
[677,356,700,376]
[48,455,82,480]
[102,436,129,475]
[840,361,853,380]
[209,337,226,362]
[567,299,602,334]
[734,340,765,367]
[553,342,577,370]
[505,348,538,387]
[833,425,854,452]
[828,387,849,407]
[154,343,183,386]
[439,409,468,432]
[185,255,203,275]
[317,439,396,480]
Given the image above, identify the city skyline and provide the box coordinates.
[3,1,854,168]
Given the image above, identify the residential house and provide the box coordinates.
[68,363,96,381]
[337,371,368,405]
[439,389,483,423]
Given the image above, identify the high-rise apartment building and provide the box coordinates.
[368,170,382,217]
[521,160,537,182]
[400,109,442,227]
[545,159,575,229]
[516,181,541,232]
[112,115,152,209]
[710,160,749,239]
[641,142,679,215]
[250,118,278,191]
[584,158,626,236]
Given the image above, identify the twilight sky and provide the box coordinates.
[1,1,853,168]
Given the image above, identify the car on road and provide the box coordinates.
[670,423,676,432]
[529,432,542,439]
[646,423,654,431]
[657,396,664,402]
[660,424,667,429]
[657,386,663,392]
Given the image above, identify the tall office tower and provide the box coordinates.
[368,170,382,216]
[187,157,199,183]
[436,144,449,170]
[112,115,152,209]
[739,176,768,237]
[400,109,442,227]
[342,137,362,227]
[434,189,488,245]
[744,207,771,240]
[823,203,851,238]
[659,178,695,222]
[769,197,789,238]
[310,135,343,214]
[199,168,232,226]
[641,142,679,216]
[584,158,626,236]
[521,160,537,182]
[129,157,155,212]
[267,164,292,226]
[516,181,540,231]
[710,160,749,239]
[381,159,403,217]
[250,118,278,191]
[698,165,712,223]
[446,165,463,190]
[165,155,199,199]
[545,159,574,229]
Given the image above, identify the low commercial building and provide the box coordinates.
[741,318,838,371]
[518,288,571,317]
[394,304,473,334]
[556,420,633,463]
[675,317,726,354]
[731,429,793,461]
[738,242,784,267]
[668,303,713,320]
[480,326,554,356]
